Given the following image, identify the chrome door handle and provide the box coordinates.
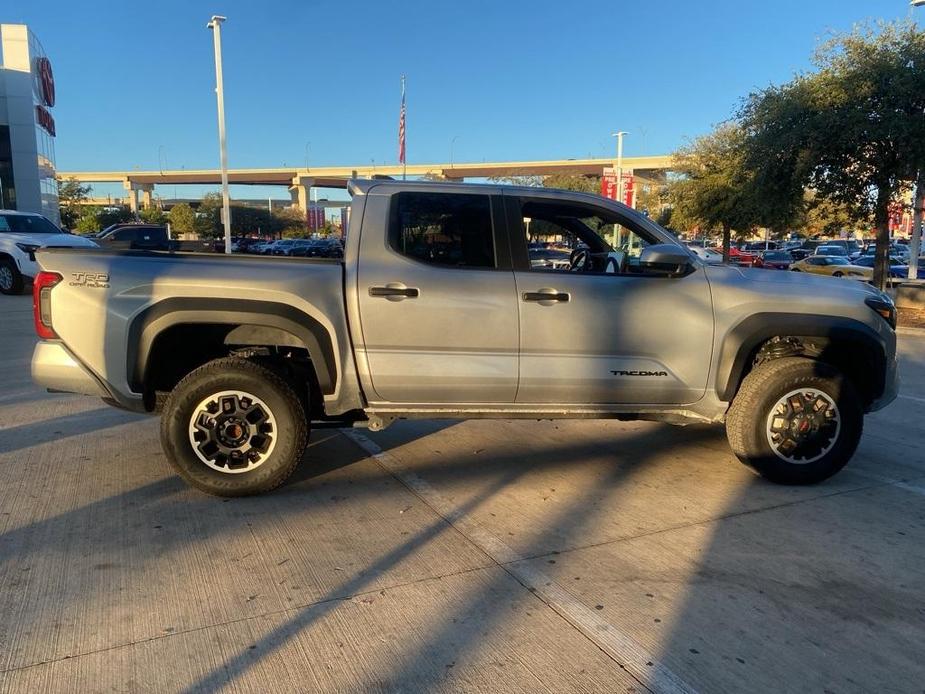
[523,288,569,303]
[369,283,419,300]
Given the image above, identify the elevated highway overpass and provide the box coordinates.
[57,155,673,211]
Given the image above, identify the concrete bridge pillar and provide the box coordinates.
[123,181,155,213]
[123,180,139,214]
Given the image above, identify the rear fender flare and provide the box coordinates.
[128,298,337,394]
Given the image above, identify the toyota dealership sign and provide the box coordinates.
[34,55,56,136]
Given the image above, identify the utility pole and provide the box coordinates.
[207,15,232,254]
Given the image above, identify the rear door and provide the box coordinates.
[504,192,714,406]
[356,189,519,403]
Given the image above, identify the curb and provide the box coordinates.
[897,326,925,337]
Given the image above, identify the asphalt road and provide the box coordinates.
[0,293,923,693]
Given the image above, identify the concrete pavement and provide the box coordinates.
[0,293,923,693]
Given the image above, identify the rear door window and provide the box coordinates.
[389,192,495,268]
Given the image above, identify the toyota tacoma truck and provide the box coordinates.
[30,180,898,496]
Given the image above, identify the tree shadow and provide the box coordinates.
[179,422,721,693]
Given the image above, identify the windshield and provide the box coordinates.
[764,252,790,261]
[827,257,850,265]
[0,214,62,234]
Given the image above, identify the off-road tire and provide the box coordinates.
[726,357,863,485]
[160,357,308,496]
[0,258,24,295]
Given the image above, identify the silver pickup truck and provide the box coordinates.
[31,179,898,496]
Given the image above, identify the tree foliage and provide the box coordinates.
[139,206,167,225]
[73,206,134,234]
[58,178,92,229]
[667,124,764,259]
[740,20,925,288]
[167,203,206,237]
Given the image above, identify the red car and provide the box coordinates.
[713,247,763,267]
[759,250,794,270]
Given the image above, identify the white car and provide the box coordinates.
[685,244,724,264]
[0,210,99,295]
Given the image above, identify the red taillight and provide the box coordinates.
[32,271,62,339]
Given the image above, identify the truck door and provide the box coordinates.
[356,189,519,403]
[505,192,714,406]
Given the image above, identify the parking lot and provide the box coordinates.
[0,293,923,693]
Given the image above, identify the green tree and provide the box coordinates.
[667,124,763,260]
[740,20,925,288]
[58,178,91,229]
[139,206,167,225]
[168,203,205,237]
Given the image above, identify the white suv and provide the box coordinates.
[0,210,98,295]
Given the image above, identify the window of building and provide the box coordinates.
[389,192,495,269]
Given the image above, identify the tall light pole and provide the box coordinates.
[910,0,925,278]
[450,135,459,168]
[207,15,232,254]
[611,131,628,204]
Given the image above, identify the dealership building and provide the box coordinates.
[0,23,59,224]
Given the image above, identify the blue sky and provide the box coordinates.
[8,0,918,199]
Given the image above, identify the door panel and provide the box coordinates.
[514,270,713,404]
[505,192,714,406]
[356,191,519,404]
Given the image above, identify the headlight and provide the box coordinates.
[865,296,897,330]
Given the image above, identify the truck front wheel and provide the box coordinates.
[160,357,308,496]
[726,357,863,484]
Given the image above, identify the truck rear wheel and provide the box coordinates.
[726,357,862,484]
[160,357,308,496]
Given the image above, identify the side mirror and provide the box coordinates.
[638,244,695,276]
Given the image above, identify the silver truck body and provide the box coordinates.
[32,180,898,425]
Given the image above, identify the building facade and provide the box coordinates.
[0,24,59,223]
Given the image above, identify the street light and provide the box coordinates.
[304,141,311,171]
[611,131,628,203]
[450,135,459,168]
[207,15,232,254]
[911,1,925,278]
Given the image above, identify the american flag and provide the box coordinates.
[398,76,406,165]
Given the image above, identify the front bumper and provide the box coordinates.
[31,341,108,398]
[868,351,900,413]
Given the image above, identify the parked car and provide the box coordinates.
[31,179,898,496]
[790,255,873,280]
[852,255,920,278]
[743,241,778,252]
[0,210,99,294]
[266,239,297,255]
[95,224,178,252]
[814,245,849,257]
[685,245,724,264]
[529,247,572,269]
[759,250,793,270]
[719,246,763,267]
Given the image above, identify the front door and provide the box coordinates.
[356,189,519,404]
[505,193,714,406]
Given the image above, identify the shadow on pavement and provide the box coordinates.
[181,422,721,693]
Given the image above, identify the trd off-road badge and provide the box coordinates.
[610,370,668,377]
[69,272,110,288]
